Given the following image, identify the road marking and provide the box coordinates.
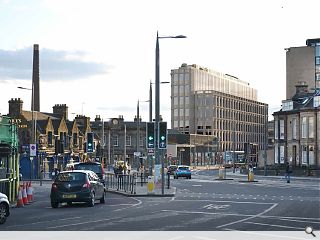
[113,197,142,212]
[216,203,278,229]
[203,204,230,210]
[4,216,82,229]
[192,185,202,187]
[48,217,120,229]
[244,221,305,230]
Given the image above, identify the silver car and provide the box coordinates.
[0,192,10,224]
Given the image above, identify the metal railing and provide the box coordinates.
[0,178,10,197]
[105,173,137,194]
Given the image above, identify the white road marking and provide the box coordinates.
[113,197,142,212]
[244,221,305,230]
[216,203,278,229]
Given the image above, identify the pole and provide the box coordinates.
[149,81,152,122]
[137,100,140,168]
[264,109,268,176]
[233,120,236,173]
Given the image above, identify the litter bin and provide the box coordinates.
[218,167,225,180]
[147,176,155,194]
[248,168,254,181]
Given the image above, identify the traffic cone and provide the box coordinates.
[22,182,29,205]
[16,185,24,208]
[28,181,34,202]
[27,182,33,202]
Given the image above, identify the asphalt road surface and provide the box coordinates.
[2,169,319,234]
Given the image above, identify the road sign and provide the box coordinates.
[30,144,37,157]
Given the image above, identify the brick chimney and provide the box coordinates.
[52,104,68,120]
[8,98,23,117]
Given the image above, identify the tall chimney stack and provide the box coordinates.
[32,44,40,112]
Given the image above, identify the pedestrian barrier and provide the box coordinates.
[16,185,24,208]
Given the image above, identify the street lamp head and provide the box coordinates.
[173,35,187,39]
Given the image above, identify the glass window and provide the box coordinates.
[179,73,184,81]
[292,118,296,140]
[139,136,144,147]
[73,133,77,146]
[316,57,320,65]
[174,121,178,128]
[174,109,178,117]
[48,131,53,145]
[279,120,284,139]
[316,46,320,57]
[126,135,131,146]
[174,97,178,106]
[113,135,118,146]
[309,117,314,138]
[280,145,284,163]
[301,117,307,138]
[180,97,184,105]
[185,96,189,105]
[314,96,320,107]
[185,109,189,117]
[174,86,179,94]
[274,120,278,140]
[173,73,178,84]
[179,85,184,94]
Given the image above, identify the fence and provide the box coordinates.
[0,178,10,197]
[105,173,137,194]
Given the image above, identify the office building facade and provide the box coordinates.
[171,63,268,156]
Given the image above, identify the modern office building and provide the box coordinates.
[286,38,320,99]
[171,63,268,160]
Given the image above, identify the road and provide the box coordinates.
[2,169,319,235]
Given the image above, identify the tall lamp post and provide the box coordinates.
[155,31,186,194]
[18,86,36,180]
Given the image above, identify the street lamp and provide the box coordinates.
[149,80,170,122]
[18,86,36,180]
[155,31,186,194]
[136,99,149,168]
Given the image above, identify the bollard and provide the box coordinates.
[167,172,170,189]
[218,167,225,180]
[248,170,254,182]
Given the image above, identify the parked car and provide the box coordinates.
[50,170,105,208]
[174,165,191,179]
[0,192,10,224]
[73,162,105,188]
[167,165,178,175]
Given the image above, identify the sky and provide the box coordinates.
[0,0,319,126]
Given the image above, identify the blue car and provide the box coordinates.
[174,165,191,179]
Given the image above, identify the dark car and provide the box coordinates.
[174,165,191,179]
[73,162,105,187]
[0,192,10,224]
[167,165,178,175]
[50,170,105,208]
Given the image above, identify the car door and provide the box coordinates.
[91,172,103,197]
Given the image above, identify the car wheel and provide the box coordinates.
[100,192,105,204]
[88,192,95,207]
[189,176,192,179]
[0,203,8,224]
[51,201,59,208]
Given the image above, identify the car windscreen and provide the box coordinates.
[74,164,101,173]
[56,172,86,182]
[178,167,189,171]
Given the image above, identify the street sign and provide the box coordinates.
[30,144,37,157]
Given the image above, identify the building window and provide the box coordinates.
[280,145,285,164]
[139,135,144,147]
[292,118,297,140]
[309,146,315,165]
[309,117,314,138]
[301,117,307,139]
[113,135,118,146]
[314,96,320,107]
[126,135,131,146]
[47,131,53,145]
[280,120,284,139]
[73,133,78,146]
[301,145,307,165]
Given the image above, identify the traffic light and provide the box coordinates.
[86,132,94,153]
[146,122,155,149]
[158,121,167,149]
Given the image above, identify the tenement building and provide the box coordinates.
[273,82,319,167]
[171,63,268,162]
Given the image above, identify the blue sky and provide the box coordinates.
[0,0,319,125]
